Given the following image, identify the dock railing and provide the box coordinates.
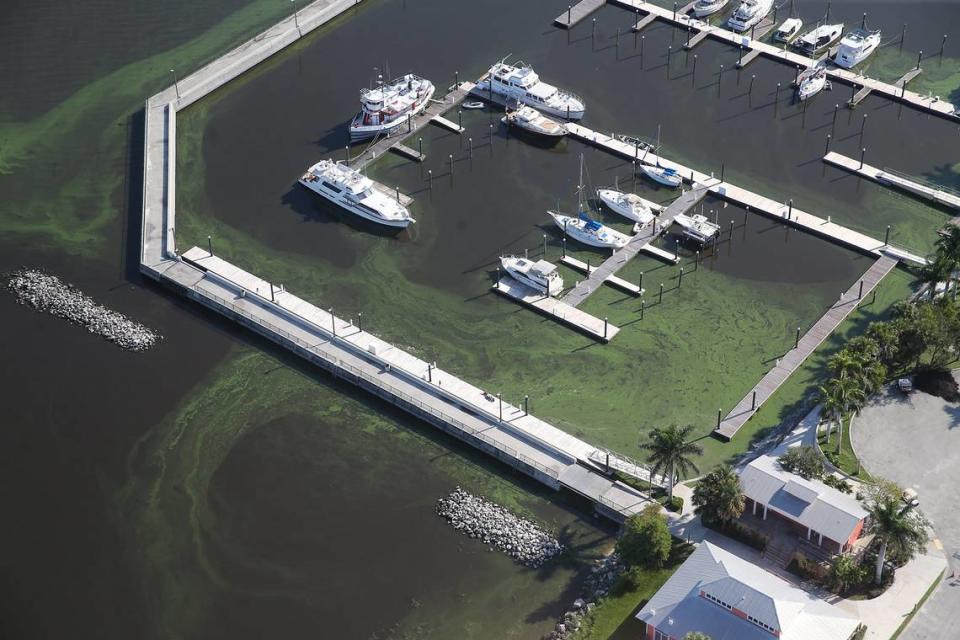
[880,167,960,200]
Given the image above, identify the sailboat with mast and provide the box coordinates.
[641,125,683,188]
[548,155,629,250]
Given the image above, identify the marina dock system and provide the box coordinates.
[849,67,923,108]
[714,255,899,440]
[139,0,664,523]
[554,0,606,29]
[562,186,709,308]
[560,255,644,295]
[566,123,927,265]
[608,0,958,120]
[823,151,960,212]
[492,276,621,342]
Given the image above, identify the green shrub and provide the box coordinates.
[778,446,825,480]
[659,495,684,513]
[822,474,853,494]
[827,554,869,595]
[616,504,672,569]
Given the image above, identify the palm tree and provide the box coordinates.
[640,425,703,502]
[864,486,931,585]
[819,382,843,445]
[919,254,953,300]
[692,465,744,526]
[824,376,867,456]
[827,350,863,381]
[935,224,960,270]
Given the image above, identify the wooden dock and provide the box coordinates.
[566,123,927,265]
[391,143,425,162]
[849,67,922,108]
[370,181,414,207]
[430,113,465,134]
[823,151,960,211]
[554,0,606,29]
[493,276,620,341]
[714,255,899,440]
[562,187,709,308]
[608,0,958,120]
[560,255,644,295]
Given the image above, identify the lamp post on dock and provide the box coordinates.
[795,327,801,349]
[170,69,180,100]
[941,34,948,57]
[358,312,363,332]
[498,392,503,422]
[524,395,529,415]
[290,0,300,33]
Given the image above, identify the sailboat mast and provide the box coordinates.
[578,153,584,212]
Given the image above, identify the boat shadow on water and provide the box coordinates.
[503,126,567,151]
[280,185,413,240]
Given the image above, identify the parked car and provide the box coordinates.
[897,378,914,393]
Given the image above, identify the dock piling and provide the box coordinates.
[751,23,756,41]
[795,327,800,349]
[616,27,621,50]
[794,64,800,85]
[858,280,864,299]
[718,64,724,93]
[346,145,351,163]
[885,225,891,245]
[749,74,755,102]
[524,395,529,415]
[659,282,664,304]
[498,392,502,422]
[941,34,947,57]
[738,45,743,66]
[458,110,462,131]
[861,12,867,29]
[543,234,547,258]
[686,27,691,48]
[567,5,571,25]
[832,103,839,133]
[775,82,781,116]
[639,271,643,291]
[751,391,757,410]
[900,23,907,50]
[395,185,400,203]
[604,317,608,340]
[825,134,831,155]
[496,267,500,288]
[917,50,923,70]
[716,409,722,430]
[788,199,793,220]
[678,266,684,287]
[358,312,363,332]
[667,46,672,77]
[169,69,180,100]
[428,169,433,189]
[673,1,677,21]
[720,162,725,182]
[449,153,454,175]
[562,237,567,258]
[729,220,735,240]
[692,54,698,84]
[640,298,645,318]
[207,235,213,256]
[641,35,645,61]
[330,308,336,337]
[592,18,596,44]
[674,241,679,260]
[427,362,433,383]
[744,205,749,227]
[859,147,866,170]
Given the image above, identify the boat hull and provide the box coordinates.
[641,166,682,188]
[835,40,879,68]
[597,189,654,224]
[692,0,727,18]
[349,84,436,141]
[549,212,626,249]
[298,179,413,228]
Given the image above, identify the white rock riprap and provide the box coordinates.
[437,487,563,567]
[7,269,161,352]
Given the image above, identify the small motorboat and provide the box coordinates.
[797,66,830,100]
[548,211,629,250]
[727,0,774,33]
[796,23,844,54]
[774,17,803,43]
[834,28,882,68]
[501,104,568,137]
[596,188,657,225]
[462,101,485,110]
[692,0,728,18]
[641,164,682,188]
[674,213,720,244]
[500,255,564,296]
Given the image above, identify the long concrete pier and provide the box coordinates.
[823,151,960,212]
[610,0,958,121]
[565,123,927,265]
[139,0,664,522]
[714,255,899,440]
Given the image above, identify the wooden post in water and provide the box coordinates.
[428,169,433,189]
[667,45,672,77]
[427,362,432,383]
[718,64,724,94]
[788,199,793,219]
[346,145,351,162]
[640,298,645,319]
[562,237,567,258]
[720,162,725,182]
[917,50,923,70]
[673,1,677,21]
[858,280,864,299]
[524,395,529,415]
[692,54,698,84]
[567,5,571,25]
[941,34,947,57]
[859,147,866,169]
[604,317,608,340]
[329,309,336,337]
[639,271,643,291]
[751,391,757,410]
[395,185,400,203]
[686,27,691,48]
[794,64,801,85]
[825,134,831,155]
[678,267,684,287]
[458,110,462,131]
[358,312,363,332]
[418,137,423,158]
[207,235,213,256]
[542,234,547,258]
[496,266,500,288]
[716,409,722,430]
[468,137,473,159]
[795,327,801,349]
[885,225,891,245]
[448,154,453,175]
[592,18,596,44]
[900,23,906,51]
[497,393,502,422]
[738,45,743,66]
[775,82,781,116]
[744,205,749,227]
[659,282,664,304]
[641,35,645,61]
[407,114,411,133]
[832,104,839,133]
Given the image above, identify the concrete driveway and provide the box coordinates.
[852,377,960,640]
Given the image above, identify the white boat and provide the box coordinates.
[834,28,881,68]
[797,66,829,100]
[692,0,728,18]
[500,255,564,296]
[548,212,628,249]
[674,213,720,244]
[642,164,682,188]
[796,23,844,54]
[501,104,567,137]
[298,159,414,228]
[774,18,803,43]
[349,73,435,141]
[478,59,585,120]
[596,188,656,225]
[462,101,485,110]
[727,0,774,32]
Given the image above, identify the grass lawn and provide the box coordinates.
[818,417,875,482]
[572,541,694,640]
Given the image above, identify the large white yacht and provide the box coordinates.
[596,188,656,225]
[692,0,728,18]
[349,73,435,141]
[641,164,682,188]
[500,255,564,296]
[501,104,568,137]
[727,0,774,32]
[834,28,881,68]
[299,159,414,228]
[795,23,844,54]
[548,212,628,249]
[478,60,585,120]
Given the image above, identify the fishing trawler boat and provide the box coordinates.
[834,28,881,68]
[797,66,830,100]
[500,255,564,296]
[796,23,844,54]
[727,0,774,32]
[642,164,682,188]
[478,59,585,120]
[674,213,720,244]
[692,0,728,18]
[774,18,803,43]
[596,188,656,225]
[548,212,628,249]
[299,159,415,228]
[501,104,568,137]
[349,73,435,141]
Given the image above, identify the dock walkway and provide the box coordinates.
[566,123,927,265]
[554,0,606,29]
[849,67,922,107]
[493,276,620,341]
[824,151,960,212]
[714,255,898,440]
[562,186,709,307]
[611,0,957,120]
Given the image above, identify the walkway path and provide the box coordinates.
[824,151,960,212]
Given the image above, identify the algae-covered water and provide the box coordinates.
[0,0,957,638]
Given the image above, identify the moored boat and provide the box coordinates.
[692,0,728,18]
[834,28,881,68]
[641,164,682,188]
[477,59,585,120]
[349,73,435,141]
[774,17,803,43]
[501,104,568,137]
[548,211,629,249]
[797,66,829,100]
[727,0,774,32]
[299,159,415,228]
[462,101,485,110]
[795,23,844,54]
[596,188,656,225]
[674,213,720,244]
[500,255,564,296]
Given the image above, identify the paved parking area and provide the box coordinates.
[852,377,960,640]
